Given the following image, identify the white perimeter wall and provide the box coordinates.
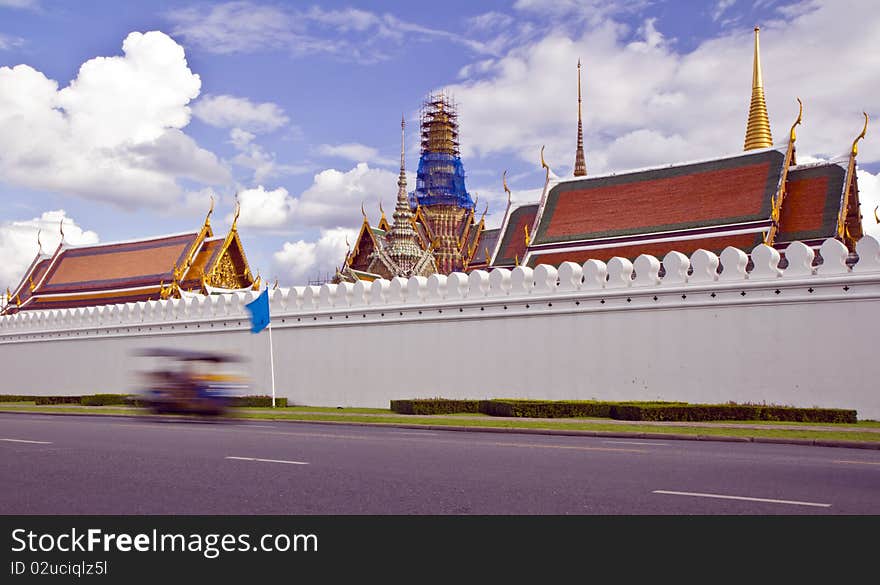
[2,238,879,420]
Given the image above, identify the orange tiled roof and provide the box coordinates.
[493,204,538,267]
[37,232,198,295]
[776,162,847,245]
[532,148,786,246]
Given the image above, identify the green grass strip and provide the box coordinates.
[1,404,878,443]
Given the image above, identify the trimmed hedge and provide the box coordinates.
[21,394,287,408]
[613,404,857,424]
[230,395,288,408]
[390,398,858,424]
[485,399,687,419]
[390,399,488,415]
[34,396,82,405]
[81,394,131,406]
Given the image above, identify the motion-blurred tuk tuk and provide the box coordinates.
[132,348,247,416]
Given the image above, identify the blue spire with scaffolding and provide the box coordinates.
[411,93,474,210]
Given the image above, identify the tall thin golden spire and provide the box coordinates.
[573,59,587,176]
[744,26,773,150]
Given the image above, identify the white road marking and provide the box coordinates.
[225,456,308,465]
[236,425,276,429]
[603,440,669,446]
[0,438,53,445]
[834,460,880,466]
[652,490,831,508]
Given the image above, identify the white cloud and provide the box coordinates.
[443,0,879,179]
[192,94,288,133]
[0,33,23,50]
[858,169,880,239]
[168,1,493,63]
[228,128,309,182]
[0,31,229,208]
[0,0,39,8]
[290,162,404,228]
[273,227,357,285]
[316,143,397,167]
[0,210,98,291]
[712,0,737,22]
[232,185,294,229]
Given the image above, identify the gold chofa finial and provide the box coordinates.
[36,229,43,255]
[231,198,241,231]
[873,205,879,225]
[204,195,214,227]
[361,201,367,219]
[852,112,869,156]
[502,170,511,204]
[59,217,65,241]
[744,25,773,150]
[790,98,803,142]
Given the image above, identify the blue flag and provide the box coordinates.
[245,289,270,333]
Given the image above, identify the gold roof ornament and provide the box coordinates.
[789,97,803,142]
[361,201,367,220]
[540,145,551,181]
[204,195,214,228]
[36,229,43,256]
[231,198,241,232]
[524,224,531,247]
[59,217,65,243]
[838,112,868,241]
[873,205,879,225]
[851,112,868,156]
[502,169,511,205]
[744,26,773,150]
[573,59,587,176]
[765,98,804,245]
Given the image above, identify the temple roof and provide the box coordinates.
[5,216,255,313]
[492,203,539,267]
[531,147,786,247]
[776,161,848,245]
[36,232,200,296]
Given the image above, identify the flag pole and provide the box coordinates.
[267,318,277,408]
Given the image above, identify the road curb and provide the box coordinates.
[2,408,879,450]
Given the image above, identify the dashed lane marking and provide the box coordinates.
[652,490,831,508]
[0,438,53,445]
[225,456,308,465]
[833,460,880,466]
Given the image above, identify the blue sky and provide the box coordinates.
[1,0,878,286]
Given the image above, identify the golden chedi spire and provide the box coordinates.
[573,59,587,176]
[744,26,773,150]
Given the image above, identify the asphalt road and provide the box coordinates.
[1,413,878,514]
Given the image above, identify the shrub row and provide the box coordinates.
[613,403,857,424]
[390,398,857,424]
[19,394,287,408]
[34,396,83,405]
[229,395,288,408]
[390,399,487,415]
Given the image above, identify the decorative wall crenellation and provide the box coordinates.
[2,237,880,341]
